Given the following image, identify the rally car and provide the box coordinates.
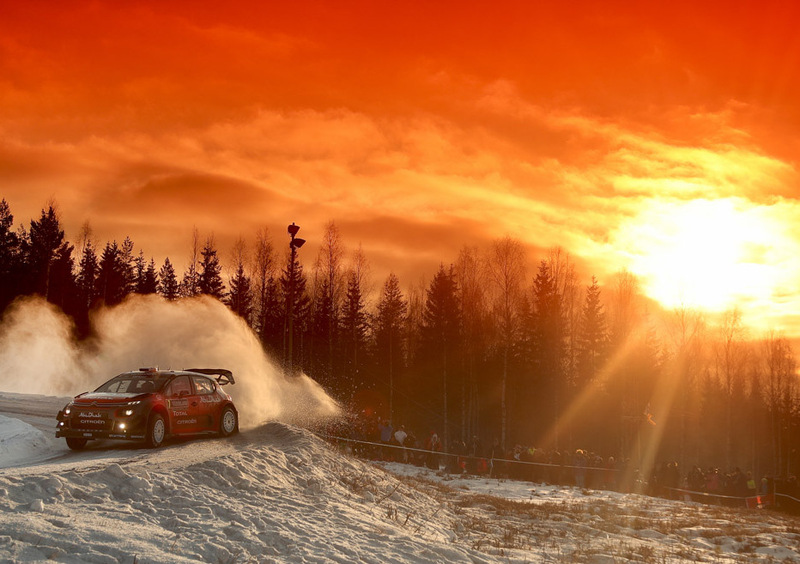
[56,367,238,450]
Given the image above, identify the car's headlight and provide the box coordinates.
[64,406,72,415]
[122,401,141,417]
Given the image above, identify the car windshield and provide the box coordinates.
[94,375,168,394]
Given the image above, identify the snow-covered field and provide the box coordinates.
[2,394,800,563]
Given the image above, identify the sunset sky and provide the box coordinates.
[2,1,800,335]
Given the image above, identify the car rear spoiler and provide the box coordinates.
[186,368,235,386]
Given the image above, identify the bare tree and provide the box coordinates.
[715,308,747,469]
[251,227,280,350]
[311,221,346,387]
[762,333,797,475]
[455,245,488,442]
[664,302,706,471]
[486,236,526,450]
[549,248,580,389]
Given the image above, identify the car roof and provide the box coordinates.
[116,368,234,385]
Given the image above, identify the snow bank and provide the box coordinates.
[0,415,58,468]
[2,414,800,563]
[0,423,490,563]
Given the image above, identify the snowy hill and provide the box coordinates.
[2,401,800,563]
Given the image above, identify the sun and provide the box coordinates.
[617,199,778,312]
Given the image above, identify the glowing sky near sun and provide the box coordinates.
[1,1,800,334]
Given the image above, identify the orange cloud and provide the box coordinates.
[1,1,800,334]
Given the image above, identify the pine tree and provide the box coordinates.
[133,251,146,293]
[280,247,310,373]
[375,273,407,419]
[259,275,284,355]
[158,258,180,300]
[97,241,130,306]
[310,277,335,387]
[76,240,99,313]
[576,276,608,388]
[139,258,159,294]
[133,251,158,295]
[49,241,76,312]
[180,228,201,297]
[23,204,72,301]
[528,259,565,446]
[421,264,461,450]
[197,238,225,299]
[340,268,369,401]
[227,262,253,321]
[0,199,21,312]
[119,237,137,296]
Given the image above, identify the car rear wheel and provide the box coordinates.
[66,438,88,450]
[145,413,166,448]
[220,406,238,437]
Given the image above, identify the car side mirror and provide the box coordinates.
[179,390,190,397]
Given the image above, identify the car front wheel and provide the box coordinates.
[220,406,238,437]
[145,413,166,448]
[66,437,88,450]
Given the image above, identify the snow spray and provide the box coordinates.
[0,295,340,428]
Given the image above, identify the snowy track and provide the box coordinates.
[3,394,800,563]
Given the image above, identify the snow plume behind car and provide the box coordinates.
[0,294,339,429]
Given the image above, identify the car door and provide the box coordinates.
[164,375,203,434]
[191,375,219,431]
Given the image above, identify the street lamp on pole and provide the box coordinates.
[286,222,305,375]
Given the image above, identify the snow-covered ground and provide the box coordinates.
[2,394,800,563]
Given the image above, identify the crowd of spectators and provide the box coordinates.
[324,412,797,509]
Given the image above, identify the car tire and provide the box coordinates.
[220,406,238,437]
[145,413,166,448]
[66,437,88,450]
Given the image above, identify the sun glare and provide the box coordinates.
[618,199,778,312]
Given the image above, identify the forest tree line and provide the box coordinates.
[1,199,799,480]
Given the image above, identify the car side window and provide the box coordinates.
[192,376,214,395]
[166,376,192,398]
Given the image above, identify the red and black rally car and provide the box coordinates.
[56,367,238,450]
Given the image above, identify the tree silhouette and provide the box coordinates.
[576,276,608,388]
[422,264,461,450]
[0,199,21,312]
[375,272,407,421]
[340,267,370,402]
[198,237,225,298]
[158,258,179,300]
[97,241,131,306]
[280,247,310,372]
[74,240,99,335]
[312,221,345,389]
[487,236,526,450]
[528,259,565,447]
[455,246,489,443]
[22,205,72,302]
[227,262,253,321]
[180,228,201,297]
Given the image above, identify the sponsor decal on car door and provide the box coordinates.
[166,376,203,434]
